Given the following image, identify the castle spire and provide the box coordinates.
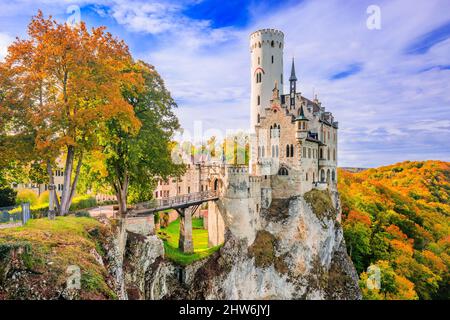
[289,57,297,82]
[289,57,297,108]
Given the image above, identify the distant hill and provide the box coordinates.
[339,167,368,173]
[338,160,450,300]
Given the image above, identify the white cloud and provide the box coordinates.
[0,33,13,61]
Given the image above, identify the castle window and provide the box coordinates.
[286,144,290,157]
[155,191,158,199]
[320,170,325,182]
[279,43,282,49]
[332,170,336,182]
[303,147,306,158]
[257,96,260,106]
[313,172,315,182]
[278,167,288,176]
[306,173,308,181]
[333,149,336,161]
[327,148,330,160]
[272,55,274,63]
[308,148,311,159]
[258,57,260,65]
[290,144,294,157]
[276,145,279,157]
[271,40,274,47]
[272,145,274,157]
[320,148,323,159]
[258,42,261,48]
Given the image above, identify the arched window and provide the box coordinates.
[286,144,290,157]
[258,42,261,48]
[270,125,273,138]
[332,170,336,182]
[308,148,311,159]
[320,170,325,182]
[290,144,294,157]
[313,172,315,182]
[271,40,274,47]
[278,167,288,176]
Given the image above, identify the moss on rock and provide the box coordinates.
[248,230,277,268]
[304,189,336,221]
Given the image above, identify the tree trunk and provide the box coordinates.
[60,145,75,215]
[114,174,129,216]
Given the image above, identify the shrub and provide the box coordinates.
[69,195,96,211]
[16,189,38,206]
[0,186,17,207]
[38,191,50,205]
[74,210,91,218]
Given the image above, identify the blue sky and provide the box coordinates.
[0,0,449,167]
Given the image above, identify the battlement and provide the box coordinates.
[250,29,284,39]
[227,166,249,175]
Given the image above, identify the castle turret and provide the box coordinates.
[249,29,284,131]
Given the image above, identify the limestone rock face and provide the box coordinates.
[136,190,361,300]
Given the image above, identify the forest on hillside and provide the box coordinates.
[338,160,449,300]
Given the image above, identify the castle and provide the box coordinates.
[155,29,339,247]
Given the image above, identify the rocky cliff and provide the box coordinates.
[127,190,361,300]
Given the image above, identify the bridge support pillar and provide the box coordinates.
[177,208,193,253]
[207,200,225,247]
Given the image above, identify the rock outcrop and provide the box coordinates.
[137,190,361,300]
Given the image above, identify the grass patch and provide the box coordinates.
[157,218,221,266]
[304,189,336,221]
[0,216,115,299]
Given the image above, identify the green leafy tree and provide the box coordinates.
[0,187,17,207]
[343,221,372,273]
[101,61,184,214]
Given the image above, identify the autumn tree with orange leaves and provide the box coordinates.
[0,11,142,215]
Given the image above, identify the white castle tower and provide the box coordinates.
[249,29,285,131]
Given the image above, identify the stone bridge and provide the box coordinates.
[126,190,219,253]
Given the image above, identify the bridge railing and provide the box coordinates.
[137,190,219,211]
